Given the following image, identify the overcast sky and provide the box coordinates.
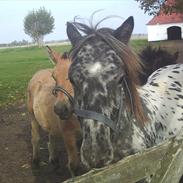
[0,0,152,43]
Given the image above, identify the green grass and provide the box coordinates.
[0,45,71,106]
[130,39,148,52]
[0,39,148,106]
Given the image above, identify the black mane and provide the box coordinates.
[138,45,178,85]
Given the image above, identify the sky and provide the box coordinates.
[0,0,153,44]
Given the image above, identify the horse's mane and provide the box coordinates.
[138,45,178,85]
[70,21,148,124]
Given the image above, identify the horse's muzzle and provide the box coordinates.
[54,101,73,120]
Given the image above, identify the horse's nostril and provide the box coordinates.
[54,104,60,115]
[62,106,69,115]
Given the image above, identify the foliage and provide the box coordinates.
[24,7,55,46]
[0,40,29,47]
[129,39,148,52]
[135,0,183,15]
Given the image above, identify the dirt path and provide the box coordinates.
[0,102,71,183]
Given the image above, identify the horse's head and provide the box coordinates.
[46,46,73,120]
[67,16,146,169]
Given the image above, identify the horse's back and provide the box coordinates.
[139,64,183,143]
[147,64,182,82]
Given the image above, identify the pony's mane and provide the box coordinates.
[70,21,148,124]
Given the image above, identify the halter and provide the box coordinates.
[52,84,118,131]
[74,77,134,132]
[52,85,74,105]
[52,78,133,132]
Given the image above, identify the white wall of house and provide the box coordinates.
[147,22,183,41]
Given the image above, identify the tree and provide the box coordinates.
[24,7,54,46]
[135,0,183,15]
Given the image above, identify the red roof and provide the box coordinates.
[147,13,183,25]
[147,0,183,25]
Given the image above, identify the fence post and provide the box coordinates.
[150,137,183,183]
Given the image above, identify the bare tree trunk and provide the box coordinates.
[37,35,44,47]
[34,35,44,47]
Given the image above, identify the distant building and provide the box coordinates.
[147,1,183,41]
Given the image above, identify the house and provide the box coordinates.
[147,1,183,41]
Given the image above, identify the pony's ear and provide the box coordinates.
[67,22,82,46]
[113,16,134,44]
[46,45,60,64]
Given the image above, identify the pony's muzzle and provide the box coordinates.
[54,101,73,120]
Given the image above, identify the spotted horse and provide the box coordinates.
[66,16,183,171]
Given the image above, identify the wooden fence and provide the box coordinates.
[64,133,183,183]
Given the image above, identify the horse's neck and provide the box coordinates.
[137,84,166,143]
[115,84,160,154]
[111,90,147,159]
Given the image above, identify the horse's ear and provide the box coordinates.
[113,16,134,44]
[61,52,69,59]
[46,45,59,64]
[67,22,82,46]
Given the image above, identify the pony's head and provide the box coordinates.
[46,46,73,120]
[67,16,147,169]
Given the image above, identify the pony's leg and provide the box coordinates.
[63,131,80,177]
[48,134,60,169]
[31,118,41,167]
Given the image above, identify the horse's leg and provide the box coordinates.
[31,117,41,168]
[48,134,60,169]
[63,130,80,177]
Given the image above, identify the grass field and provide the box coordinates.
[0,39,148,106]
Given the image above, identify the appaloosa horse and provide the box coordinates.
[27,46,81,176]
[66,16,183,171]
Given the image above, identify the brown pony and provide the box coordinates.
[27,46,81,176]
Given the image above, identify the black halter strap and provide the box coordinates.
[74,107,117,131]
[52,85,74,105]
[74,83,126,132]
